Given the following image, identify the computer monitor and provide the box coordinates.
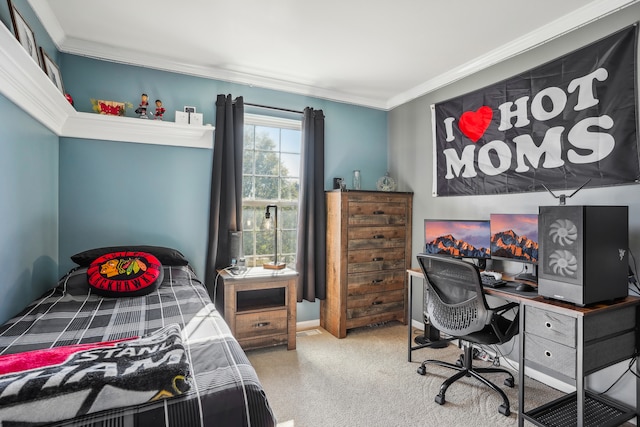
[423,219,491,262]
[490,213,539,281]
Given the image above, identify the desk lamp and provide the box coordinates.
[263,205,286,270]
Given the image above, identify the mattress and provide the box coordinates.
[0,265,276,427]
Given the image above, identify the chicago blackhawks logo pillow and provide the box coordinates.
[87,251,164,297]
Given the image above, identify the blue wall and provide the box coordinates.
[60,54,388,192]
[0,93,59,323]
[1,0,388,324]
[58,138,211,277]
[59,56,388,322]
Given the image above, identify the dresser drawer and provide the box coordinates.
[347,270,405,295]
[348,202,407,226]
[348,226,406,250]
[235,309,287,340]
[525,305,576,347]
[524,332,576,378]
[346,289,405,319]
[348,248,405,273]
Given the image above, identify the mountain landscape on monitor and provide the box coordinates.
[491,229,539,262]
[425,234,490,258]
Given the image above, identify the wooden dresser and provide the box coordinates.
[321,190,413,338]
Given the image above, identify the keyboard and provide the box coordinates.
[480,273,507,288]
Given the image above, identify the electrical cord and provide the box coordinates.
[597,354,638,395]
[211,265,239,307]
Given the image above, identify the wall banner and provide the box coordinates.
[432,24,639,197]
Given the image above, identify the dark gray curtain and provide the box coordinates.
[205,94,244,296]
[295,108,326,302]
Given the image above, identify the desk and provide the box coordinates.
[407,268,640,426]
[518,295,640,427]
[219,268,298,351]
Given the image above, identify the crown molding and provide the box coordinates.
[386,0,640,109]
[57,36,389,111]
[1,23,213,149]
[28,0,640,112]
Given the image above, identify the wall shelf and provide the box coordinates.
[0,24,213,149]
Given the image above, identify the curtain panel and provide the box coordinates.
[205,94,244,297]
[295,108,326,302]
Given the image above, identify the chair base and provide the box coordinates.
[417,344,514,416]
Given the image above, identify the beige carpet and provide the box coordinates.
[247,322,566,427]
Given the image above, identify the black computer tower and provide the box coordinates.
[538,205,628,306]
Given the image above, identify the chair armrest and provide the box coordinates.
[491,301,519,315]
[489,302,520,342]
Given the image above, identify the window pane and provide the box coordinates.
[243,150,255,174]
[280,206,298,229]
[255,151,279,176]
[280,178,299,200]
[256,230,273,255]
[255,126,279,151]
[280,153,300,177]
[242,175,254,199]
[281,230,297,254]
[255,176,279,199]
[243,231,255,257]
[244,125,255,149]
[281,129,301,153]
[242,207,255,230]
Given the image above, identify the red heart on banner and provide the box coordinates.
[458,106,493,142]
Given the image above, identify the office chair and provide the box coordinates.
[415,254,519,416]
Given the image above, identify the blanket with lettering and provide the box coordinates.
[0,324,190,424]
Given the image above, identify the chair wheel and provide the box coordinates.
[417,366,426,375]
[504,377,514,387]
[455,358,463,367]
[435,394,445,405]
[498,404,510,416]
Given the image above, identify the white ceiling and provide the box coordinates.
[29,0,639,110]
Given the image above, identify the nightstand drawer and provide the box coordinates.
[525,305,576,347]
[235,309,288,340]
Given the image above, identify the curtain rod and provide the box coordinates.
[244,102,304,115]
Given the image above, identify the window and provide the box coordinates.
[242,114,301,268]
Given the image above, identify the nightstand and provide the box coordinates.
[219,267,298,350]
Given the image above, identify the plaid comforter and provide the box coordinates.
[0,265,276,427]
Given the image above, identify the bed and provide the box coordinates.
[0,246,277,427]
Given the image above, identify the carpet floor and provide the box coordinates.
[247,322,568,427]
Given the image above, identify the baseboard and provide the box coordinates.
[296,319,320,331]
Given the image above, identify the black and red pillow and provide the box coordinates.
[87,251,164,297]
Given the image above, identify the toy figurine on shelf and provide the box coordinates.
[154,99,165,120]
[135,93,149,118]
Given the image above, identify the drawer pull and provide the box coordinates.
[254,322,271,328]
[372,257,384,262]
[372,301,383,305]
[545,322,552,329]
[373,210,385,215]
[373,234,385,239]
[544,350,552,358]
[371,279,383,284]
